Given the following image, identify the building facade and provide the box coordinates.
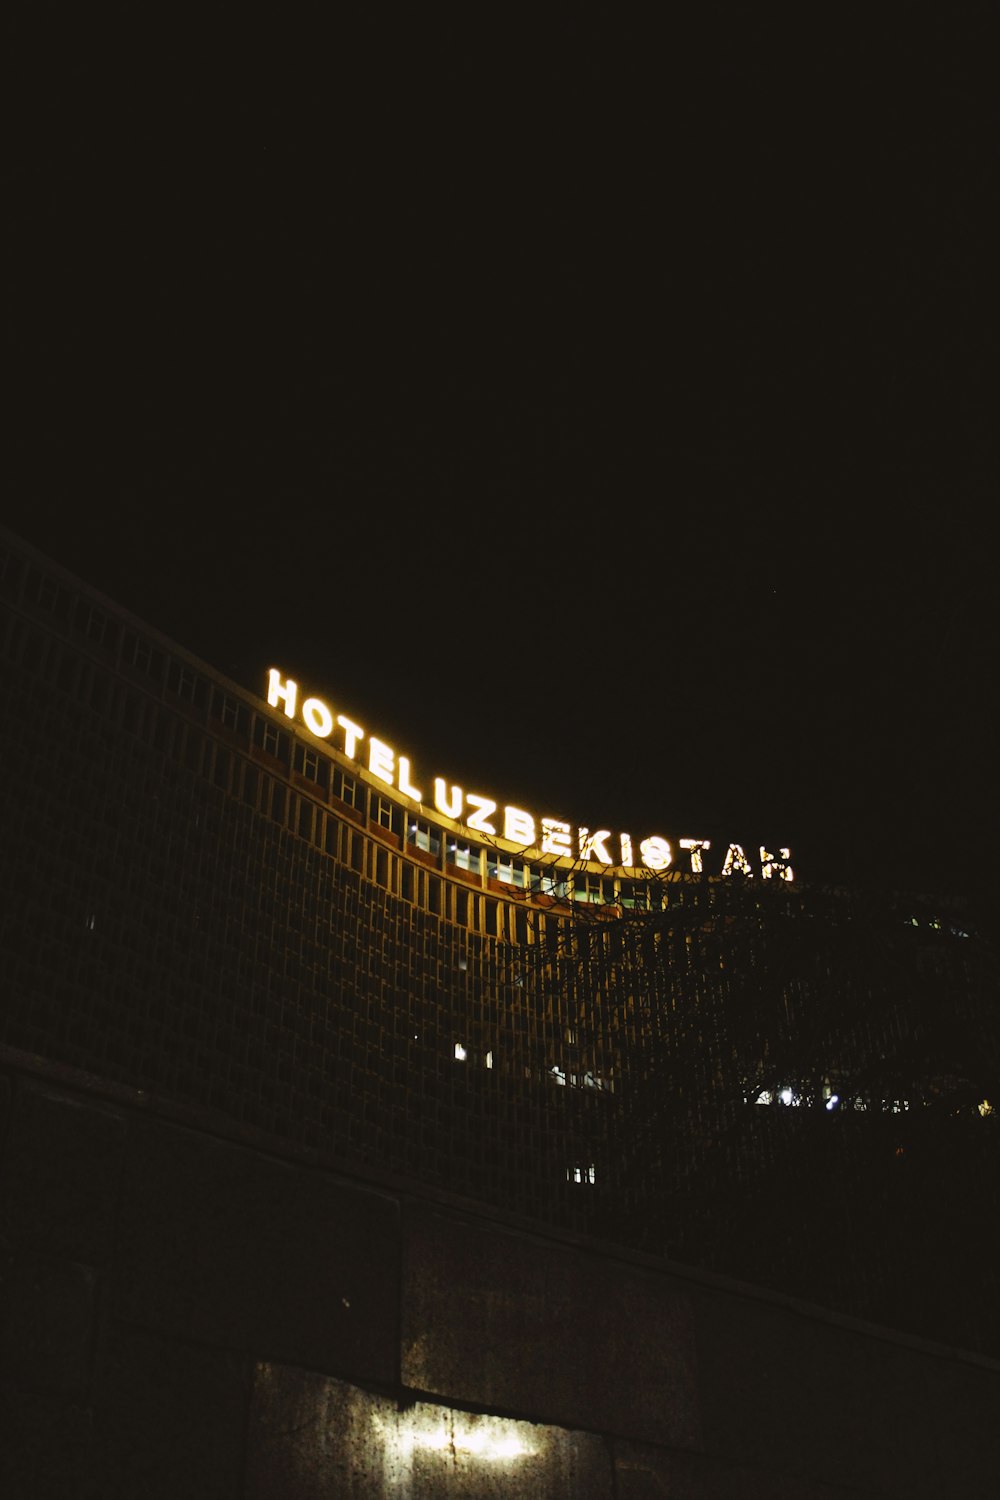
[0,525,996,1357]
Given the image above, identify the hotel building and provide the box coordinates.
[0,524,995,1354]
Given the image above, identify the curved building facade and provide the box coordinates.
[1,525,996,1354]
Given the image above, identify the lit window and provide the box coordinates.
[407,819,441,856]
[581,1072,609,1091]
[454,1043,467,1061]
[448,841,481,874]
[532,869,569,900]
[566,1165,596,1184]
[487,853,529,887]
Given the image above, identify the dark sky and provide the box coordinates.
[7,11,995,898]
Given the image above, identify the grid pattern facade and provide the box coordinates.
[0,539,616,1237]
[1,530,996,1352]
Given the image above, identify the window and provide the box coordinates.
[370,794,401,834]
[254,717,288,760]
[241,764,259,809]
[619,880,663,911]
[213,746,232,791]
[124,631,161,679]
[448,840,481,875]
[213,690,247,733]
[332,768,358,807]
[77,603,113,646]
[532,868,569,900]
[487,852,529,887]
[294,743,321,782]
[574,874,616,904]
[566,1165,596,1184]
[297,798,314,840]
[167,660,199,703]
[407,819,441,856]
[581,1072,610,1092]
[26,568,60,612]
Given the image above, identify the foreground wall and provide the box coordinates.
[1,1048,996,1499]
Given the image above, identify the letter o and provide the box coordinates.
[302,696,334,738]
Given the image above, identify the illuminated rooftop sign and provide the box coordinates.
[266,669,793,880]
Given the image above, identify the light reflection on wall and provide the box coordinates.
[249,1364,605,1496]
[371,1404,542,1488]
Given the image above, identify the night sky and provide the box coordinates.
[8,12,995,899]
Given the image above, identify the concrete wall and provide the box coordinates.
[1,1049,996,1498]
